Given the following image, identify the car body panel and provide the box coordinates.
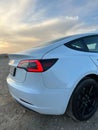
[42,45,98,90]
[7,76,71,114]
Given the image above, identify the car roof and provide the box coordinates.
[34,33,98,50]
[50,33,98,48]
[58,33,98,43]
[45,33,98,46]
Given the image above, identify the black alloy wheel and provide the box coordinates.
[70,78,98,121]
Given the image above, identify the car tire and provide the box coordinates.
[67,77,98,121]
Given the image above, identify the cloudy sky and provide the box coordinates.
[0,0,98,53]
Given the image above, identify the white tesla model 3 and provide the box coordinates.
[7,33,98,121]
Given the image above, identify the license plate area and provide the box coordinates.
[10,66,16,76]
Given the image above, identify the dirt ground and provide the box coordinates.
[0,56,98,130]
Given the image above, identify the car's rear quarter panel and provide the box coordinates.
[42,45,98,97]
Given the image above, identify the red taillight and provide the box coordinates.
[18,59,58,72]
[27,60,43,72]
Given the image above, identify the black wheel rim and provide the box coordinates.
[75,84,98,120]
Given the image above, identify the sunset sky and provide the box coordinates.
[0,0,98,54]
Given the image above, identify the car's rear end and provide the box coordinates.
[7,40,71,115]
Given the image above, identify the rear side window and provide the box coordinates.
[65,39,87,51]
[83,36,98,52]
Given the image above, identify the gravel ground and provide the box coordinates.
[0,57,98,130]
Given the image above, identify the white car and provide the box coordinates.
[7,33,98,121]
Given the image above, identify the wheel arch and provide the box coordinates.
[74,74,98,90]
[66,73,98,112]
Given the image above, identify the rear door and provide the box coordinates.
[83,35,98,67]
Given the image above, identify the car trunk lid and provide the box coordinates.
[8,43,62,82]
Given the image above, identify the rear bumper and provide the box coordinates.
[7,77,71,115]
